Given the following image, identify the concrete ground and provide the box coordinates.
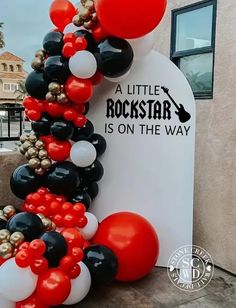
[58,267,236,308]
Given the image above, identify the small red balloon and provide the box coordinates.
[60,255,76,272]
[64,108,77,121]
[61,227,84,250]
[27,109,41,121]
[46,102,66,118]
[31,257,48,275]
[29,240,47,257]
[36,269,71,306]
[62,42,76,57]
[15,250,31,268]
[49,0,77,32]
[74,115,87,127]
[92,212,159,282]
[47,139,71,161]
[68,263,81,279]
[63,32,77,44]
[74,37,88,51]
[65,76,93,105]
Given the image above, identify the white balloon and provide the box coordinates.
[69,51,97,79]
[0,258,38,302]
[79,212,98,240]
[63,262,91,305]
[128,32,154,59]
[70,141,97,168]
[105,70,130,83]
[0,297,14,308]
[63,22,83,34]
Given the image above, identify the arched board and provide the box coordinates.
[89,50,195,267]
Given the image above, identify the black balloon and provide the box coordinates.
[83,102,90,115]
[83,245,118,285]
[0,218,7,230]
[74,30,96,52]
[46,161,80,196]
[68,189,91,210]
[10,164,42,199]
[7,212,44,241]
[31,114,53,136]
[40,231,68,267]
[83,182,99,200]
[94,37,133,77]
[43,31,64,56]
[25,70,49,99]
[44,56,70,83]
[50,119,75,140]
[88,134,107,157]
[71,119,94,142]
[79,160,104,186]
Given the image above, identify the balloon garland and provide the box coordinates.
[0,0,166,306]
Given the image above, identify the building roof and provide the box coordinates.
[0,72,26,79]
[0,51,24,62]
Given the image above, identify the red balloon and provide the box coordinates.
[65,76,93,105]
[46,102,66,118]
[61,227,84,250]
[36,269,71,306]
[49,0,77,32]
[16,293,48,308]
[92,212,159,281]
[95,0,167,39]
[62,42,76,58]
[47,138,71,161]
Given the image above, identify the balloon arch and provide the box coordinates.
[0,0,166,306]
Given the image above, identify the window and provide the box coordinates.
[16,64,22,72]
[171,0,217,99]
[3,83,18,92]
[1,63,7,71]
[9,65,14,72]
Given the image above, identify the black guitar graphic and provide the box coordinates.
[161,86,191,123]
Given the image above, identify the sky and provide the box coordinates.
[0,0,61,72]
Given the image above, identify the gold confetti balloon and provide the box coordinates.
[0,242,13,259]
[0,229,11,243]
[3,205,16,218]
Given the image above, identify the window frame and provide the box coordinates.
[170,0,217,99]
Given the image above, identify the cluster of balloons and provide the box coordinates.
[2,0,167,306]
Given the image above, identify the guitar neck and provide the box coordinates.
[165,92,180,110]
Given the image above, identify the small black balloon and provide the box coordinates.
[44,56,70,83]
[68,189,91,210]
[31,114,53,136]
[40,231,68,267]
[50,119,75,140]
[71,120,94,142]
[83,102,90,115]
[88,134,107,157]
[10,164,42,199]
[43,31,64,56]
[83,245,118,286]
[0,218,7,230]
[7,212,44,241]
[74,30,96,52]
[25,70,49,100]
[79,160,104,186]
[83,182,99,200]
[46,161,80,196]
[94,37,134,78]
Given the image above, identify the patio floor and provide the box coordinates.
[58,266,236,308]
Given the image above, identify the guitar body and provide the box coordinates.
[175,105,191,123]
[161,86,191,123]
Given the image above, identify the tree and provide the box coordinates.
[0,22,5,49]
[15,80,27,103]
